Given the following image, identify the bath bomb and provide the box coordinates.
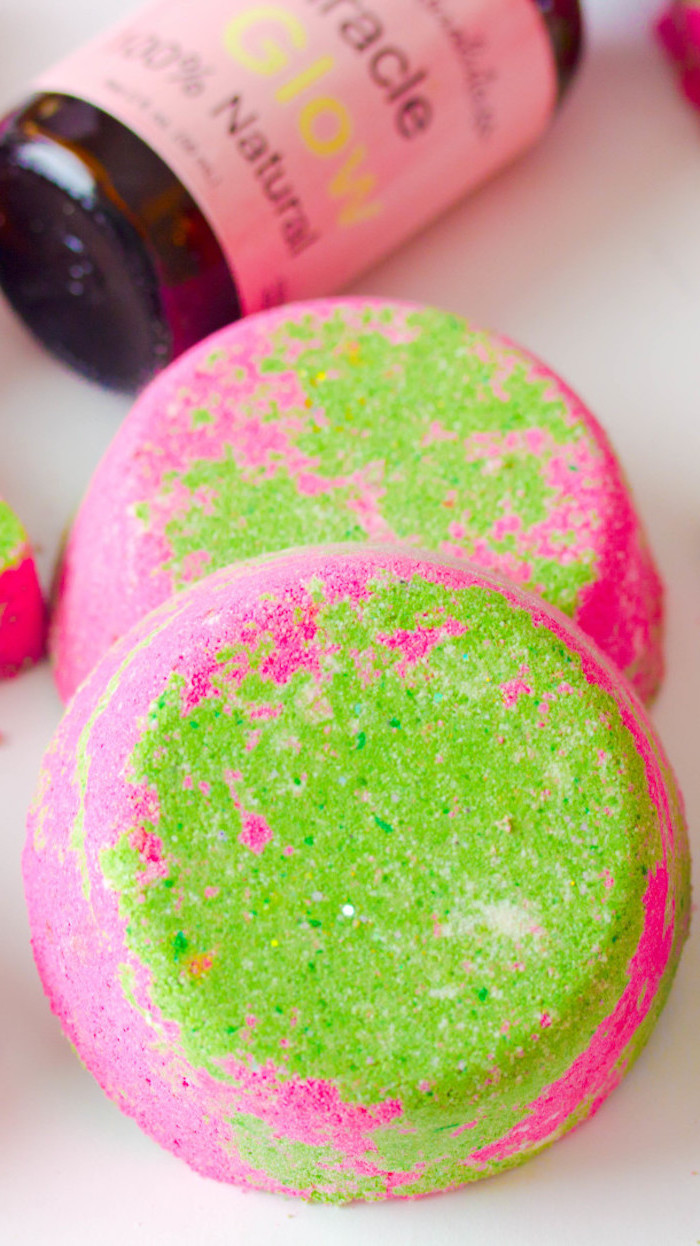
[26,546,689,1202]
[657,2,700,110]
[51,299,663,702]
[0,496,44,678]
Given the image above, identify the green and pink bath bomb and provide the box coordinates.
[51,299,663,701]
[25,547,689,1201]
[0,495,44,678]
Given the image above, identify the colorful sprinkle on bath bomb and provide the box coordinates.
[51,299,662,701]
[26,546,689,1202]
[0,496,44,678]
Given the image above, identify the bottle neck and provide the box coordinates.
[534,0,584,101]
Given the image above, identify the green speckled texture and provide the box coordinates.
[0,499,25,569]
[55,300,665,705]
[163,309,595,617]
[99,571,663,1192]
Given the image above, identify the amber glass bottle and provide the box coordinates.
[0,0,583,393]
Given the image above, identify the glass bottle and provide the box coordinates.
[0,0,583,393]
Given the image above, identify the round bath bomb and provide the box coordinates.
[0,496,44,678]
[26,547,689,1201]
[51,298,663,702]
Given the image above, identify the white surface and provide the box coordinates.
[1,0,699,1242]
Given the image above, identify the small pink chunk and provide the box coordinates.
[238,811,273,855]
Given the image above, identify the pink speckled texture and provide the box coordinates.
[50,298,663,703]
[26,547,689,1200]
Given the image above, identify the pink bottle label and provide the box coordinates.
[36,0,556,314]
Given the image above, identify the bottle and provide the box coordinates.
[0,0,583,393]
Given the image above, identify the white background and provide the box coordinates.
[0,0,699,1242]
